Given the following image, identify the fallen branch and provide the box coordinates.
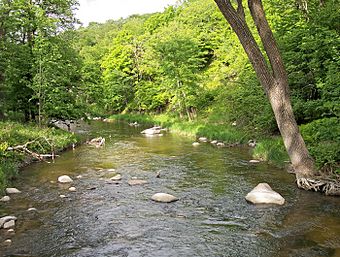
[6,137,58,163]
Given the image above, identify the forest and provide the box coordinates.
[0,0,339,192]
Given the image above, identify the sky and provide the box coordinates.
[75,0,178,26]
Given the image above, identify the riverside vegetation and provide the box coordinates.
[0,0,339,192]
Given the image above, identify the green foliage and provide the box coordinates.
[252,139,289,167]
[300,118,340,170]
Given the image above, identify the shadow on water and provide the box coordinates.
[0,121,339,257]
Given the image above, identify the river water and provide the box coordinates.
[0,121,339,257]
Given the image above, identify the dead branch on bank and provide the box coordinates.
[6,137,59,163]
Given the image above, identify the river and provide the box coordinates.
[1,121,339,257]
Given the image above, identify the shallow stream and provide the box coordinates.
[1,121,339,257]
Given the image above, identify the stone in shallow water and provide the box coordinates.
[245,183,285,205]
[110,174,122,181]
[0,216,17,228]
[151,193,179,203]
[198,137,208,142]
[4,239,12,245]
[58,175,73,183]
[5,188,21,194]
[3,220,15,229]
[128,179,148,186]
[0,196,10,202]
[192,142,200,147]
[249,160,261,163]
[68,187,76,192]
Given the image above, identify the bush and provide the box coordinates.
[300,117,340,170]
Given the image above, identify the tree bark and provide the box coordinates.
[214,0,316,177]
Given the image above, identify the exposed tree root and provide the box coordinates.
[296,175,340,196]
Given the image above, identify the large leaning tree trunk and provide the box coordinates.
[214,0,318,180]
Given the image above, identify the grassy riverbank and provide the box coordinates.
[109,114,290,167]
[0,121,78,192]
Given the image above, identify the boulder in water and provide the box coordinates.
[245,183,285,205]
[58,175,73,183]
[3,220,15,229]
[5,188,21,194]
[151,193,178,203]
[141,126,162,135]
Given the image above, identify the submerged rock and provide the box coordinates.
[5,188,21,194]
[0,196,10,202]
[151,193,178,203]
[245,183,285,205]
[58,175,73,183]
[128,179,148,186]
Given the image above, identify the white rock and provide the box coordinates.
[5,188,21,194]
[216,142,225,147]
[249,160,261,163]
[141,126,162,135]
[198,137,208,142]
[128,179,148,186]
[59,194,67,198]
[0,196,10,202]
[151,193,179,203]
[0,216,17,228]
[106,169,116,172]
[76,175,83,179]
[27,208,38,212]
[68,187,76,192]
[7,228,15,233]
[58,175,73,183]
[4,239,12,245]
[245,183,285,205]
[192,142,200,147]
[210,140,218,144]
[110,174,122,181]
[3,220,15,229]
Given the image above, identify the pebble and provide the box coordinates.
[5,188,21,194]
[27,208,38,212]
[110,174,122,181]
[249,160,261,163]
[59,194,67,198]
[210,140,218,144]
[7,228,15,234]
[128,179,148,186]
[58,175,73,183]
[0,196,10,202]
[151,193,179,203]
[192,142,200,147]
[4,239,12,245]
[198,137,208,142]
[76,175,83,179]
[68,187,76,192]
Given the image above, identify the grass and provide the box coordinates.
[0,121,78,192]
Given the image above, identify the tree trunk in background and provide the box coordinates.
[214,0,316,178]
